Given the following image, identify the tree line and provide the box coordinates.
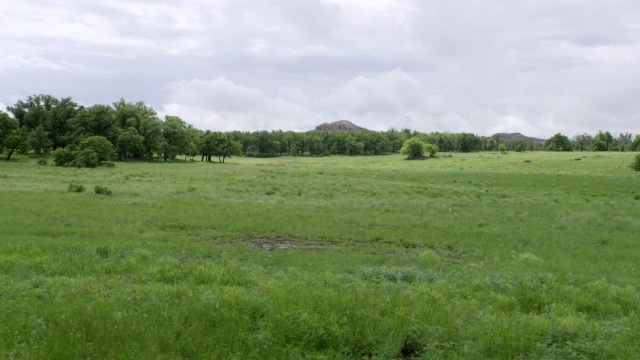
[1,94,639,164]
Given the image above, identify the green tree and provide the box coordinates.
[7,95,53,130]
[162,116,191,161]
[4,126,28,160]
[27,125,52,155]
[138,116,163,160]
[544,133,572,151]
[307,133,330,156]
[199,130,217,162]
[400,137,426,159]
[591,131,616,151]
[248,131,280,157]
[498,143,507,154]
[631,135,640,152]
[112,99,162,160]
[455,133,480,152]
[214,134,243,163]
[69,105,116,143]
[618,133,633,152]
[290,132,308,156]
[512,139,536,152]
[0,112,18,153]
[46,97,78,149]
[571,134,592,151]
[7,95,79,151]
[384,128,407,153]
[116,127,145,160]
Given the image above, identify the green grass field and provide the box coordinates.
[1,152,639,359]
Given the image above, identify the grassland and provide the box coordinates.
[1,151,639,359]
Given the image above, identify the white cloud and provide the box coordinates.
[162,77,324,131]
[0,55,64,72]
[162,69,473,133]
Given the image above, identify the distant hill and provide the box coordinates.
[315,120,364,132]
[492,133,546,143]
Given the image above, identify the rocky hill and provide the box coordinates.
[493,133,546,143]
[315,120,364,132]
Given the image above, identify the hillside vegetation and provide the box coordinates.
[1,152,639,359]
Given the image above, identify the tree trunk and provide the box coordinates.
[6,148,15,161]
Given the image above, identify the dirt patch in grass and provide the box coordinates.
[428,245,467,264]
[249,236,336,251]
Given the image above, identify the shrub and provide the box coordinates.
[67,183,86,193]
[102,160,115,168]
[74,149,99,168]
[400,137,425,159]
[499,143,507,154]
[94,185,112,195]
[424,143,438,157]
[79,136,113,162]
[36,158,48,166]
[632,154,640,172]
[52,148,76,166]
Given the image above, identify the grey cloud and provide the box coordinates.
[2,0,640,138]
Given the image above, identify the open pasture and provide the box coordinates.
[1,152,639,359]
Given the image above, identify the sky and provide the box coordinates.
[2,0,640,138]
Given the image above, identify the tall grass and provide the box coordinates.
[0,151,639,358]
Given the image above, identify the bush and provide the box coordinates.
[94,185,112,195]
[632,154,640,172]
[52,148,76,166]
[102,160,115,168]
[36,158,48,166]
[67,183,86,193]
[424,143,438,157]
[52,138,114,168]
[400,138,425,159]
[74,149,99,168]
[79,136,113,162]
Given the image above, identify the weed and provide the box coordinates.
[94,185,112,195]
[67,182,86,193]
[631,154,640,172]
[96,246,110,258]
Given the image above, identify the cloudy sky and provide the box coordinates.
[2,0,640,137]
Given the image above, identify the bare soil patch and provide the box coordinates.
[249,236,336,251]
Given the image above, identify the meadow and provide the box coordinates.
[0,151,639,359]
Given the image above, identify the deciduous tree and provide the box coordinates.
[544,133,572,151]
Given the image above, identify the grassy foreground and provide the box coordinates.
[1,152,639,359]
